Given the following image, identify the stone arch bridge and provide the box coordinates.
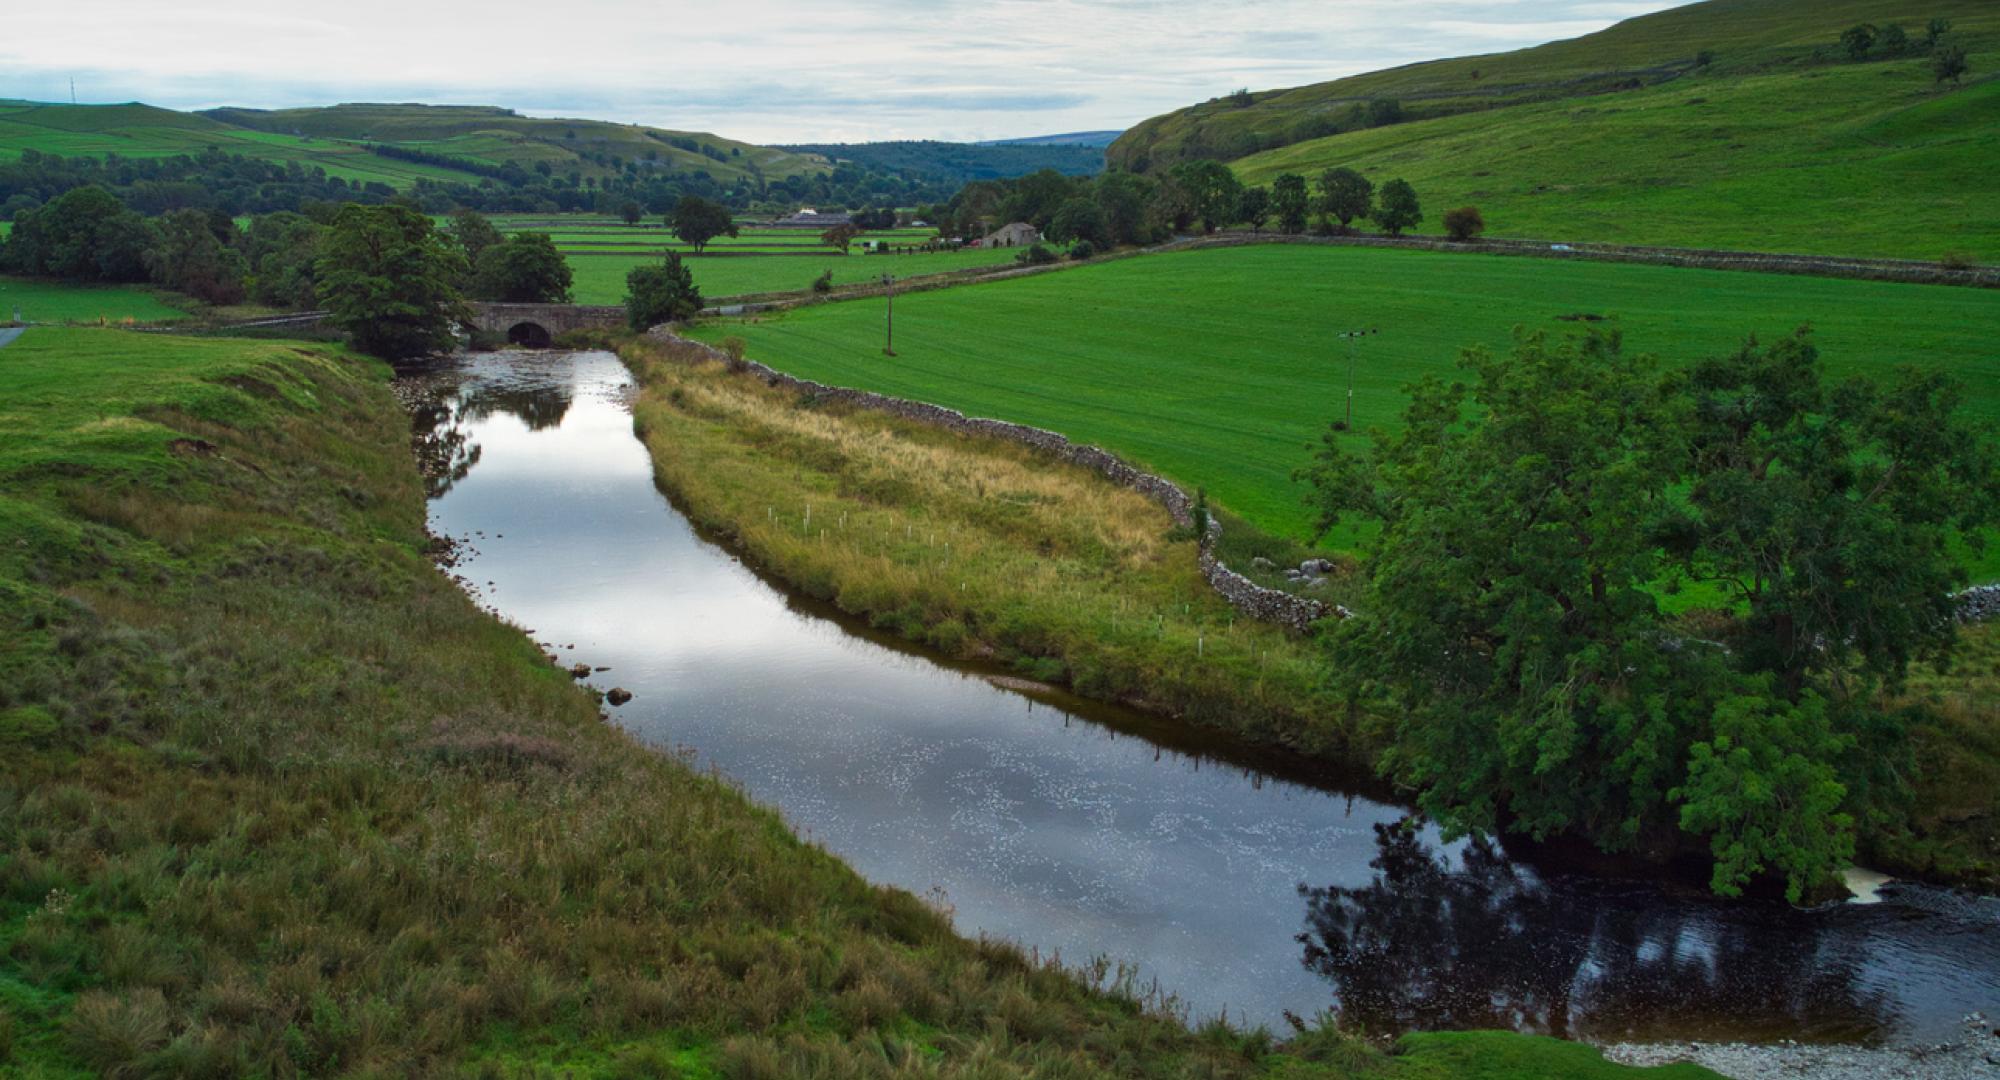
[464,302,625,347]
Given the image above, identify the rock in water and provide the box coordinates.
[606,688,633,706]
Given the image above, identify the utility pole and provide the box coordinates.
[881,273,896,357]
[70,77,77,105]
[1335,327,1378,430]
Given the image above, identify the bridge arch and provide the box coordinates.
[506,321,553,348]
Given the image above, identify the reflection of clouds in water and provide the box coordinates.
[423,349,2000,1045]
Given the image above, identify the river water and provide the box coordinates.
[411,349,2000,1048]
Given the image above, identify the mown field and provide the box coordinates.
[691,243,2000,578]
[566,246,1027,303]
[1232,50,2000,261]
[0,325,1723,1077]
[0,277,191,324]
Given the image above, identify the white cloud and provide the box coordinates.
[0,0,1685,142]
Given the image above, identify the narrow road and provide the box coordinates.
[0,327,25,349]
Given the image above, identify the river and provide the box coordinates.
[409,348,2000,1049]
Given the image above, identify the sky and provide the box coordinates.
[1,1,1684,144]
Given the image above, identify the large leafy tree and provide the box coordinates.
[1300,329,1997,899]
[1169,159,1244,233]
[1046,197,1110,247]
[1372,178,1422,236]
[447,208,504,266]
[670,195,738,253]
[144,208,248,304]
[2,186,153,282]
[1237,186,1272,233]
[1316,168,1374,232]
[471,232,573,303]
[317,204,469,360]
[1092,171,1154,246]
[624,251,702,330]
[241,212,327,308]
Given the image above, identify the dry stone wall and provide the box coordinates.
[645,326,1338,633]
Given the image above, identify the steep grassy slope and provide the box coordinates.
[1232,43,1998,259]
[1110,0,1998,171]
[206,103,825,184]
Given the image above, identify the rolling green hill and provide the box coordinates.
[0,100,828,188]
[1111,0,1999,258]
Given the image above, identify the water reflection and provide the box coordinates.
[1300,819,1915,1044]
[412,349,2000,1047]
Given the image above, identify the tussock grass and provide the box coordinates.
[622,337,1347,757]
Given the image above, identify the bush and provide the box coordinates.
[1443,206,1486,242]
[720,335,749,372]
[1067,240,1097,261]
[811,269,833,294]
[1015,244,1058,266]
[1939,251,1976,271]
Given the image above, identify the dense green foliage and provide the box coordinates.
[470,232,573,303]
[624,251,702,329]
[142,209,248,304]
[0,187,152,283]
[669,195,738,253]
[1301,328,1994,896]
[317,204,469,359]
[1371,180,1422,237]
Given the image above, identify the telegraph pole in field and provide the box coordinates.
[881,273,897,357]
[1335,327,1377,429]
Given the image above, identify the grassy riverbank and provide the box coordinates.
[621,334,1346,757]
[0,327,1713,1077]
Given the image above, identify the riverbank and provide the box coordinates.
[620,330,2000,894]
[0,327,1719,1076]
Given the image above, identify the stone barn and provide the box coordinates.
[981,222,1042,247]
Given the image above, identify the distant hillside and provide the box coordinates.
[203,103,826,183]
[977,131,1123,148]
[1112,0,1999,260]
[0,100,828,189]
[778,140,1104,184]
[1110,0,1997,172]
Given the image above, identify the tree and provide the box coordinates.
[1933,42,1969,84]
[1272,174,1310,235]
[820,223,861,253]
[1,186,154,282]
[671,195,738,253]
[1839,23,1877,60]
[1372,179,1422,236]
[1169,160,1244,233]
[1237,187,1272,233]
[1046,197,1110,247]
[1146,171,1197,234]
[317,204,469,361]
[624,251,702,330]
[241,212,327,308]
[1442,206,1485,242]
[618,200,643,226]
[1093,171,1155,246]
[1925,18,1952,50]
[1364,98,1404,127]
[144,208,247,304]
[472,233,573,303]
[1316,168,1374,232]
[447,209,504,266]
[1877,23,1908,56]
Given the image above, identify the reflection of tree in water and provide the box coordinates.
[459,381,574,432]
[1298,819,1891,1044]
[406,377,574,499]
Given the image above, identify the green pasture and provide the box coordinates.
[693,243,2000,579]
[0,276,191,324]
[568,246,1025,303]
[1231,46,2000,261]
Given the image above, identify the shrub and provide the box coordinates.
[811,269,833,294]
[720,335,750,372]
[1443,205,1486,242]
[1067,240,1097,261]
[1939,251,1976,271]
[67,989,173,1076]
[1016,244,1058,266]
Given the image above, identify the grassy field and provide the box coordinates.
[0,277,191,324]
[1112,0,1999,260]
[690,243,2000,576]
[1232,52,1999,260]
[569,245,1028,303]
[0,326,1723,1076]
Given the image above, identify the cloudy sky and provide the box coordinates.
[2,1,1682,143]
